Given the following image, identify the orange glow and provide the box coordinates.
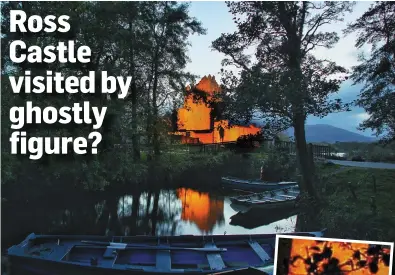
[176,188,224,233]
[177,96,211,131]
[289,239,391,275]
[175,75,260,144]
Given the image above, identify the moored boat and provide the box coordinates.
[221,177,297,192]
[229,186,300,213]
[7,231,324,275]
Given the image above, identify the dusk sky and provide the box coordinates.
[184,1,376,137]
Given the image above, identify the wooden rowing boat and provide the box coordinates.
[221,177,297,192]
[7,231,324,274]
[229,186,300,213]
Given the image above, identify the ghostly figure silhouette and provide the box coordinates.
[218,125,225,143]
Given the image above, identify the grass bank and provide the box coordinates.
[318,165,395,242]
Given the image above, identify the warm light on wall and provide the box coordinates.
[177,96,211,131]
[175,75,261,144]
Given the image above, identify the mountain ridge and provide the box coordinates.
[283,124,376,143]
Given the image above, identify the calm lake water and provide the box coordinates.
[2,187,298,251]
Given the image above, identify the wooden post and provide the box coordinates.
[309,143,313,158]
[370,196,377,214]
[348,182,358,200]
[308,143,315,176]
[373,174,377,193]
[312,144,315,158]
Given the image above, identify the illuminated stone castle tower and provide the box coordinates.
[175,75,260,144]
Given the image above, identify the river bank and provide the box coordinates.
[4,150,393,258]
[1,149,271,250]
[2,149,241,202]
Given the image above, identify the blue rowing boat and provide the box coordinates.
[7,231,324,274]
[221,177,297,192]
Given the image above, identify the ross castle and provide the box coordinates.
[173,75,261,144]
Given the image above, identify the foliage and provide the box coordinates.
[261,148,297,182]
[350,155,365,162]
[332,141,395,162]
[151,150,232,180]
[246,148,297,182]
[213,2,353,123]
[325,154,347,161]
[0,1,205,198]
[212,1,354,198]
[345,2,395,141]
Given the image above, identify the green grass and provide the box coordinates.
[316,162,344,175]
[318,167,395,242]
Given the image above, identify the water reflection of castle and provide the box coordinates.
[176,188,225,233]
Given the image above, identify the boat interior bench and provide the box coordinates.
[284,191,299,195]
[56,239,274,272]
[277,194,296,199]
[251,197,282,202]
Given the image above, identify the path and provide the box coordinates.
[328,160,395,169]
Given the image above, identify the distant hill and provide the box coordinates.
[283,124,376,143]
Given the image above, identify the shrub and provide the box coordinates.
[260,148,297,182]
[325,155,347,160]
[351,155,365,162]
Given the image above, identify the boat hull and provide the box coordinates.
[221,177,297,192]
[7,232,324,275]
[230,207,299,229]
[8,258,275,275]
[230,199,297,213]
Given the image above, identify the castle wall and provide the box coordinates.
[174,75,261,144]
[177,96,211,131]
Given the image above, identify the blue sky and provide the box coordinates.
[184,1,376,137]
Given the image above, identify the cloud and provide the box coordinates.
[305,80,377,136]
[354,112,370,121]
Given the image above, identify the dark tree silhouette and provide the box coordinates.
[345,2,395,142]
[212,2,353,200]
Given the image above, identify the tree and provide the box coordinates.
[345,2,395,142]
[142,2,205,156]
[112,1,153,161]
[1,1,204,197]
[212,2,353,199]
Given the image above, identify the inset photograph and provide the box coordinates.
[275,235,393,275]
